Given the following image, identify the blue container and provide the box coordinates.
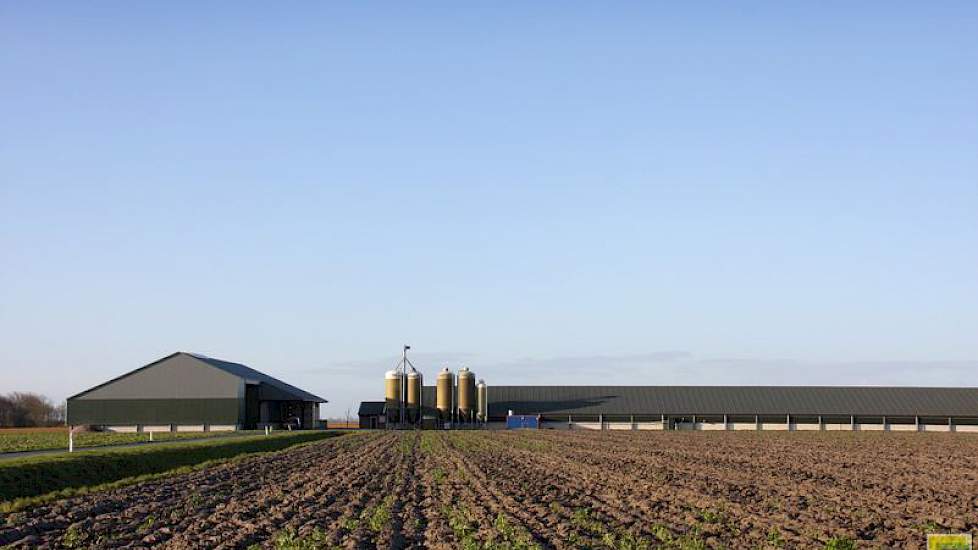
[506,414,540,429]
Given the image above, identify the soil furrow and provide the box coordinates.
[3,430,976,549]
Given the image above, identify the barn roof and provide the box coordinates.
[187,353,326,402]
[483,386,978,417]
[358,401,386,416]
[69,352,327,402]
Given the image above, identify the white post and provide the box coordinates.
[68,426,74,453]
[265,425,270,436]
[149,431,153,442]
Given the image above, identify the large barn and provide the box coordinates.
[360,385,978,432]
[67,352,327,432]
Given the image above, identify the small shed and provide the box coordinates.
[358,401,386,429]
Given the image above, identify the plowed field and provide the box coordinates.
[2,431,976,549]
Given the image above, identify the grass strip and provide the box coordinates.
[0,431,343,507]
[0,430,262,454]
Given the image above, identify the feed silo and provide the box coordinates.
[458,367,475,422]
[385,370,401,423]
[406,371,422,424]
[477,379,487,422]
[436,368,453,421]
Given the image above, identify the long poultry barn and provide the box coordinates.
[67,352,327,432]
[360,385,978,432]
[482,386,978,431]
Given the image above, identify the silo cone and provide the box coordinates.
[407,371,422,424]
[436,368,453,422]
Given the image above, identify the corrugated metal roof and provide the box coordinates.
[468,386,978,417]
[187,353,327,403]
[358,401,386,416]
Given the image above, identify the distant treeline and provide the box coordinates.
[0,392,65,427]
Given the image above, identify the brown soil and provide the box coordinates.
[1,431,976,548]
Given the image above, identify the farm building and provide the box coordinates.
[67,352,327,432]
[358,401,386,429]
[360,385,978,432]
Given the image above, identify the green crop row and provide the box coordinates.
[0,431,343,509]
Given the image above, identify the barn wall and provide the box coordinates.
[696,422,727,431]
[636,421,666,430]
[142,424,172,432]
[68,398,241,425]
[856,423,885,431]
[570,422,602,430]
[728,422,757,431]
[176,425,206,432]
[606,422,634,430]
[920,424,951,432]
[793,423,822,431]
[888,424,918,432]
[759,423,790,431]
[823,423,853,431]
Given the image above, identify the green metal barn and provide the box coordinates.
[67,352,327,432]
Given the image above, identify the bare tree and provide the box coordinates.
[0,394,13,426]
[0,392,64,427]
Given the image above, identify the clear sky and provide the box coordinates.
[2,2,976,418]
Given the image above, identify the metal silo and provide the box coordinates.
[436,368,453,421]
[407,371,422,424]
[476,379,487,423]
[385,369,401,423]
[457,367,475,422]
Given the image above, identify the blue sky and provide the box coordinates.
[2,2,976,418]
